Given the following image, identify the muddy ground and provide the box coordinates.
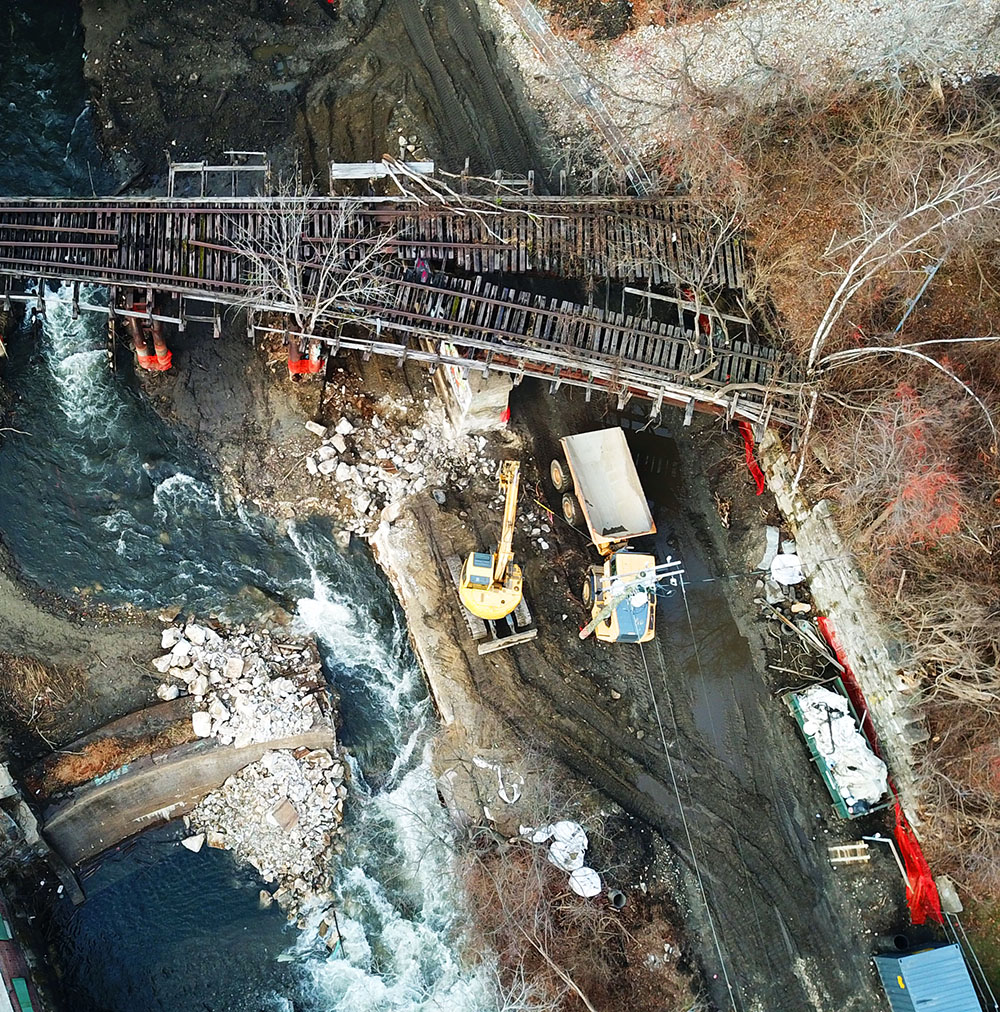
[368,366,911,1012]
[81,0,548,187]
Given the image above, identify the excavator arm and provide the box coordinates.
[493,460,521,584]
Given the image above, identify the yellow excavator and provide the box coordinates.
[458,460,523,620]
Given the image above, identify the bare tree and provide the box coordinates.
[806,159,1000,372]
[227,186,399,336]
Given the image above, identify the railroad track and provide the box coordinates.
[0,196,795,424]
[0,196,744,288]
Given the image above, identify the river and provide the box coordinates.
[0,5,488,1010]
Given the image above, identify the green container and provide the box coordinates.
[782,677,890,820]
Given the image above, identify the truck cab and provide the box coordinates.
[583,549,657,644]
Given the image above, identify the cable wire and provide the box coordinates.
[638,632,740,1012]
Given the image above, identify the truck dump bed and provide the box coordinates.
[560,427,655,550]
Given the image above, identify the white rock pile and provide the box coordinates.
[302,403,497,535]
[189,746,348,925]
[151,621,327,749]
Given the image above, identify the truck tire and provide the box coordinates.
[550,458,570,492]
[562,492,581,525]
[582,575,593,608]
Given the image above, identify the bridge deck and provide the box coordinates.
[0,196,744,288]
[0,196,797,425]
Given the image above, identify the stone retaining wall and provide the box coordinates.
[758,429,926,821]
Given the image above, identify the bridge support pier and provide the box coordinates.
[431,359,511,434]
[127,293,172,371]
[287,334,324,376]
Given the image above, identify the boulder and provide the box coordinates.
[152,654,174,674]
[306,456,319,476]
[192,711,213,737]
[335,417,354,436]
[181,833,206,853]
[161,627,182,650]
[267,798,300,832]
[317,459,337,476]
[208,698,230,722]
[334,462,352,483]
[224,656,244,680]
[189,674,209,697]
[185,623,207,647]
[305,420,328,438]
[331,433,347,453]
[171,638,192,659]
[156,683,180,701]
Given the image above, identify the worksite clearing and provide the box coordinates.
[319,349,912,1012]
[0,2,994,1010]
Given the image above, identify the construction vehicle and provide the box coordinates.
[451,459,536,654]
[580,555,684,644]
[459,460,523,620]
[551,427,662,644]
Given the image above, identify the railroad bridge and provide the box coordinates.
[0,178,799,426]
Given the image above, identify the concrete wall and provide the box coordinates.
[758,429,926,821]
[429,348,512,434]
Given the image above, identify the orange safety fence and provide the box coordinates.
[736,420,765,495]
[818,614,942,925]
[894,801,943,925]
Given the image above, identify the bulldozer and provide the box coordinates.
[458,460,524,620]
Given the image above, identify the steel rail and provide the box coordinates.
[0,259,776,389]
[2,263,790,422]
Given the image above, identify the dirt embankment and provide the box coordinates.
[0,538,162,756]
[81,0,548,185]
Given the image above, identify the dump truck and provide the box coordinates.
[550,427,659,644]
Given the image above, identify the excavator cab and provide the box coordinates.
[458,461,524,621]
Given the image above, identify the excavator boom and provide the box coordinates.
[458,459,524,622]
[493,460,520,583]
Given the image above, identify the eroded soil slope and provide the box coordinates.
[82,0,546,184]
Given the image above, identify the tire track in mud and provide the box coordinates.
[470,392,882,1012]
[394,0,542,171]
[310,0,544,175]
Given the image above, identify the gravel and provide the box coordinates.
[488,0,1000,163]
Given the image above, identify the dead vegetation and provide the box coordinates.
[459,824,695,1012]
[0,653,84,739]
[22,721,196,798]
[544,0,733,40]
[696,79,1000,897]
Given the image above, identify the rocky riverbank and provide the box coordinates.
[148,618,349,927]
[301,402,496,538]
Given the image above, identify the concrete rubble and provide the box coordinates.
[301,400,500,537]
[152,621,326,749]
[188,745,347,926]
[149,619,348,926]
